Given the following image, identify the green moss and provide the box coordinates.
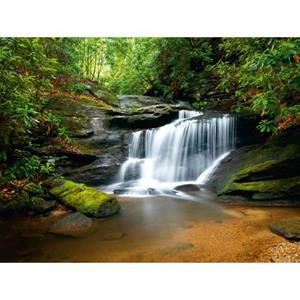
[77,96,108,109]
[62,116,90,129]
[219,139,300,194]
[72,141,101,155]
[223,176,300,195]
[46,97,86,117]
[49,180,120,217]
[90,89,120,107]
[239,144,299,170]
[235,160,278,178]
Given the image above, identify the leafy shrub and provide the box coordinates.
[257,120,277,133]
[1,151,56,183]
[67,82,87,94]
[214,38,300,134]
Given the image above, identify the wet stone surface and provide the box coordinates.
[269,219,300,241]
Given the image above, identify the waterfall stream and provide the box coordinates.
[105,110,236,198]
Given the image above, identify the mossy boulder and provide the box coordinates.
[223,177,300,199]
[211,126,300,201]
[46,96,94,138]
[49,180,120,217]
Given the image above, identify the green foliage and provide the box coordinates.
[23,182,44,194]
[43,111,72,142]
[77,38,107,82]
[257,120,277,133]
[214,38,300,133]
[153,38,214,99]
[4,153,41,180]
[103,38,158,95]
[1,150,56,183]
[41,38,81,75]
[57,127,72,143]
[67,82,86,94]
[78,37,298,133]
[0,38,58,162]
[40,159,56,175]
[66,38,215,99]
[46,111,62,128]
[192,100,208,111]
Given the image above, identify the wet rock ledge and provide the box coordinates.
[209,126,300,204]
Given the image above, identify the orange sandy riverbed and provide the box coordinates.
[0,196,299,262]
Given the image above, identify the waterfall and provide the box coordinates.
[106,110,236,197]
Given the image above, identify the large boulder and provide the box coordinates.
[45,95,105,138]
[49,180,120,217]
[69,158,121,186]
[118,95,176,110]
[106,103,191,129]
[209,126,300,202]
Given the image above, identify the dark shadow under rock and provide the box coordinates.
[174,184,202,193]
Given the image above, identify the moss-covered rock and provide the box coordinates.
[223,177,300,198]
[46,96,94,138]
[212,126,300,201]
[49,180,120,217]
[87,87,120,108]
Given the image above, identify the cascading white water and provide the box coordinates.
[106,110,236,197]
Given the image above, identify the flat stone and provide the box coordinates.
[269,219,300,241]
[48,212,94,237]
[106,103,191,129]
